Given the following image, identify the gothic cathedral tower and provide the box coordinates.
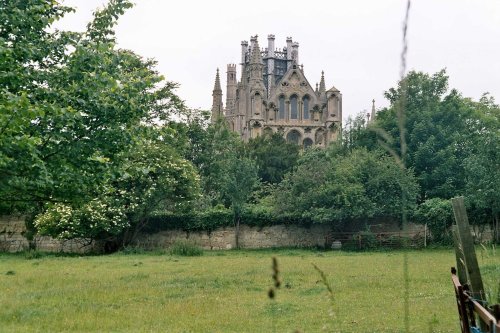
[211,35,342,147]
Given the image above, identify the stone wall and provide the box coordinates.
[0,215,29,252]
[0,215,101,253]
[133,224,333,250]
[1,214,428,253]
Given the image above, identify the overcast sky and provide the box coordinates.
[56,0,500,121]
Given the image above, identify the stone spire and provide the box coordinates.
[249,35,264,85]
[319,71,326,94]
[214,68,221,91]
[250,35,262,65]
[211,68,223,122]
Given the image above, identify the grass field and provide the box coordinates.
[1,248,498,333]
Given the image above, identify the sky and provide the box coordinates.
[55,0,500,121]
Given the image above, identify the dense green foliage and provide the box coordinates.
[371,70,499,241]
[0,0,199,248]
[272,146,419,225]
[247,133,300,184]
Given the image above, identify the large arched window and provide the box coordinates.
[303,96,310,119]
[290,95,298,119]
[278,96,285,120]
[286,129,301,144]
[303,138,313,149]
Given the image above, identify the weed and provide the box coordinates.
[169,240,203,256]
[23,250,43,260]
[121,246,146,255]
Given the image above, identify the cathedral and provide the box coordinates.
[211,34,342,148]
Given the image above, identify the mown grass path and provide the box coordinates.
[1,248,498,332]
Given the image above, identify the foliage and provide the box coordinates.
[34,131,200,243]
[368,70,500,232]
[272,147,419,225]
[414,198,453,244]
[169,240,203,256]
[183,118,243,207]
[0,0,199,246]
[463,94,500,237]
[247,133,300,184]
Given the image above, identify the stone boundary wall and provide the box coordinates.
[1,215,428,253]
[133,224,333,250]
[0,215,100,253]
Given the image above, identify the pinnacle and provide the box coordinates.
[213,68,221,91]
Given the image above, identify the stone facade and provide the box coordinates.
[212,35,342,147]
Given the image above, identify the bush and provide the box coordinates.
[169,240,203,256]
[414,198,453,245]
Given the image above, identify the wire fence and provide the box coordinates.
[325,228,427,250]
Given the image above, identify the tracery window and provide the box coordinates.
[279,96,285,120]
[303,96,310,119]
[290,95,298,119]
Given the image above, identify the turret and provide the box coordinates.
[291,42,299,64]
[266,35,275,98]
[226,64,237,113]
[211,68,223,122]
[241,40,248,64]
[267,34,275,58]
[370,99,376,123]
[286,37,293,69]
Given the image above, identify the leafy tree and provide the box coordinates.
[375,70,474,200]
[463,94,500,241]
[182,117,243,207]
[1,0,199,248]
[221,155,259,248]
[247,133,300,184]
[272,147,419,227]
[34,127,199,248]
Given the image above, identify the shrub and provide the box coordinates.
[414,198,453,245]
[169,240,203,256]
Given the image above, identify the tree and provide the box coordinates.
[375,70,477,200]
[463,94,500,242]
[1,0,199,248]
[34,126,199,249]
[247,133,300,184]
[272,147,419,227]
[221,155,259,248]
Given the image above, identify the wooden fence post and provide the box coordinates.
[451,196,487,330]
[451,226,468,284]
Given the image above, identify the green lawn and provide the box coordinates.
[1,248,498,333]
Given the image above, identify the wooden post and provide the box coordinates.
[451,226,468,284]
[451,196,487,330]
